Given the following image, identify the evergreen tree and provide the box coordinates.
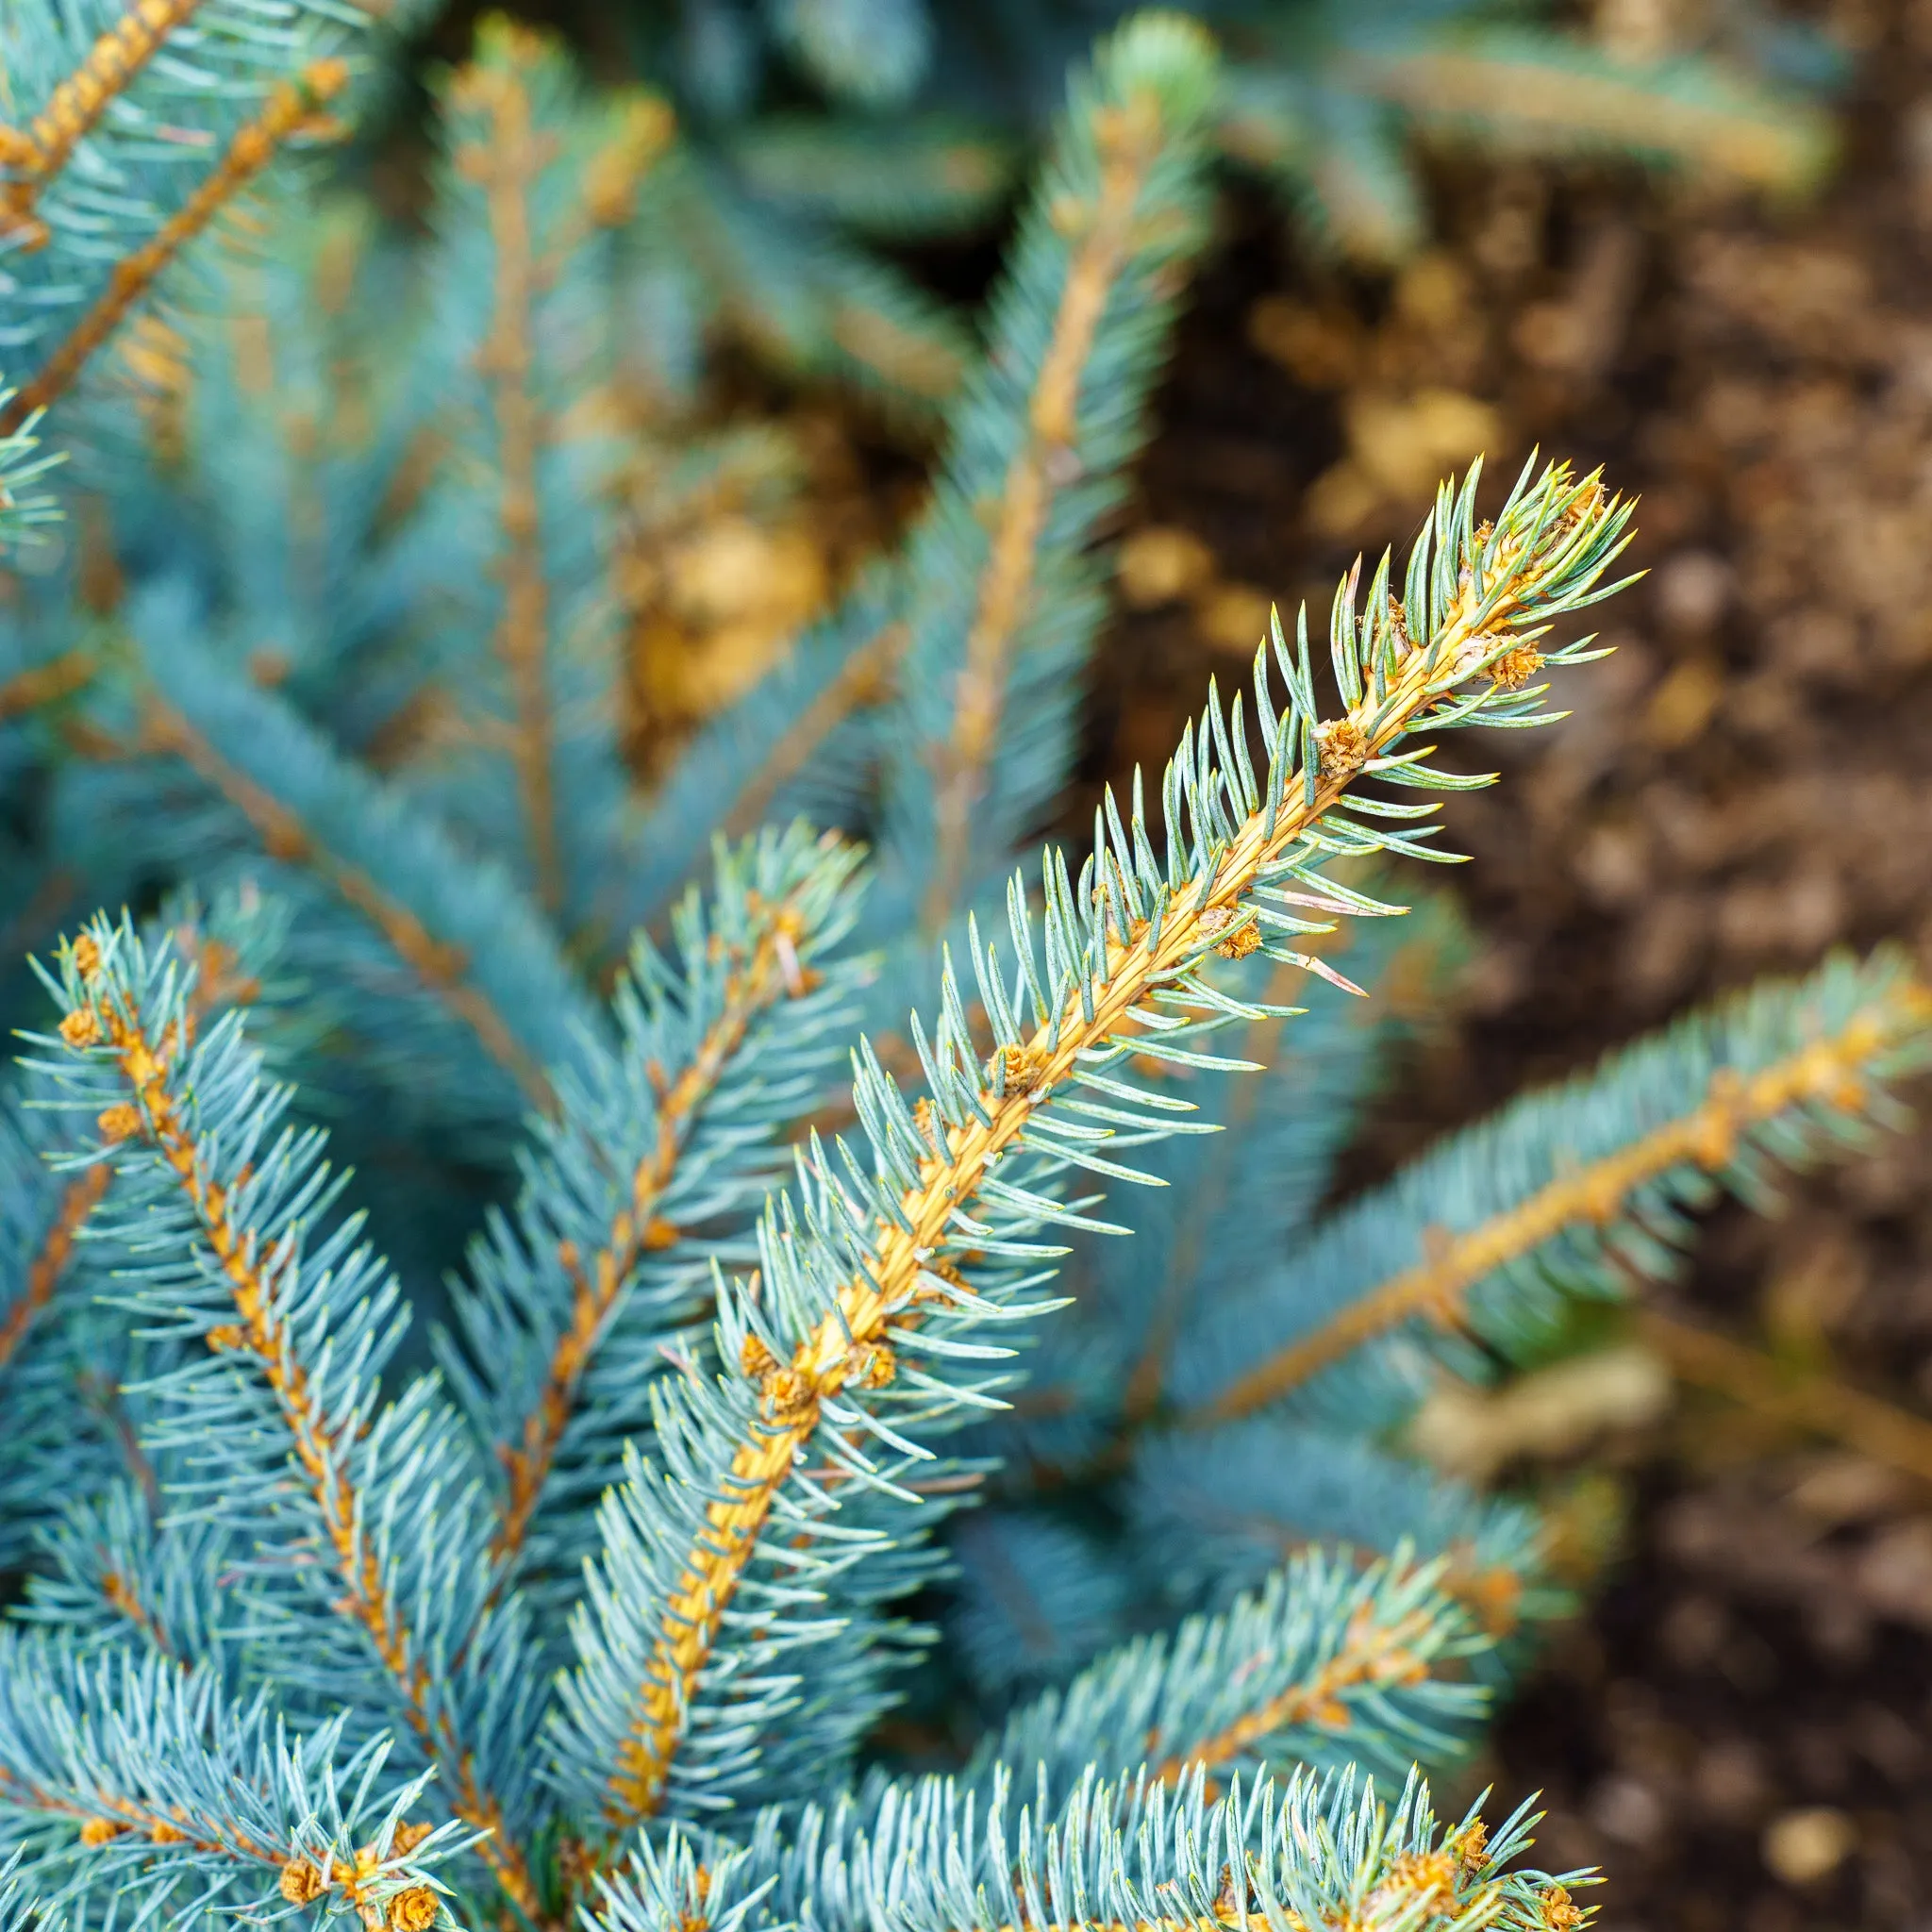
[0,8,1921,1932]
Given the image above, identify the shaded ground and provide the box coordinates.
[1102,8,1932,1926]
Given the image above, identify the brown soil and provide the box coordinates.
[1107,7,1932,1926]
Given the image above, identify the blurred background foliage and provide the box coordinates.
[325,0,1849,760]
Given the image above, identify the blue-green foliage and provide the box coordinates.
[1173,946,1932,1435]
[142,599,604,1061]
[0,883,288,1575]
[639,0,1835,279]
[0,406,61,553]
[613,563,902,929]
[440,824,872,1607]
[0,8,1912,1932]
[968,1549,1493,1801]
[0,1639,469,1930]
[0,0,359,366]
[386,25,635,930]
[613,6,1224,988]
[0,1851,50,1932]
[16,1477,236,1674]
[1132,1418,1549,1615]
[768,0,936,108]
[1206,5,1835,262]
[874,12,1219,939]
[602,1764,1572,1932]
[947,1510,1130,1696]
[30,919,549,1810]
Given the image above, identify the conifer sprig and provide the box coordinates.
[887,13,1222,936]
[1175,948,1932,1430]
[142,692,558,1108]
[0,1132,113,1571]
[443,824,872,1587]
[1352,29,1833,194]
[0,886,284,1572]
[0,649,92,723]
[1130,1420,1546,1629]
[20,1476,231,1667]
[454,36,564,913]
[970,1551,1492,1809]
[0,59,351,436]
[601,1763,1583,1932]
[626,13,1227,939]
[0,405,63,554]
[0,0,1868,1917]
[0,0,382,463]
[553,456,1629,1834]
[0,1851,43,1932]
[615,558,905,937]
[0,1639,465,1930]
[0,1167,105,1379]
[917,20,1217,929]
[639,154,974,418]
[388,22,651,943]
[38,918,546,1918]
[0,0,207,250]
[713,618,907,851]
[127,625,608,1127]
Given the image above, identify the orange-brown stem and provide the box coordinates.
[75,1363,160,1514]
[600,489,1614,1829]
[718,624,904,850]
[99,1568,174,1657]
[1191,984,1932,1426]
[1,1764,437,1928]
[1150,1600,1438,1796]
[493,899,812,1560]
[551,90,675,260]
[65,965,539,1919]
[0,61,349,435]
[0,1165,108,1375]
[0,1765,286,1868]
[0,650,96,723]
[922,91,1169,932]
[141,695,557,1111]
[452,47,561,911]
[0,0,205,249]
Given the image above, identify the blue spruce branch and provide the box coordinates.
[35,916,551,1918]
[442,824,873,1596]
[548,457,1630,1842]
[1177,948,1932,1429]
[597,1762,1590,1932]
